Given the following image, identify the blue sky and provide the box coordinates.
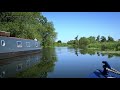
[42,12,120,43]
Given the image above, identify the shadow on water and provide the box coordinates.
[0,47,57,78]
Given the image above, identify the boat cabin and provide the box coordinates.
[0,31,10,37]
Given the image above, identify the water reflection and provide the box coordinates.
[97,52,100,56]
[68,47,120,58]
[16,47,57,78]
[0,48,57,78]
[67,47,79,56]
[75,48,79,56]
[0,53,42,78]
[1,47,120,78]
[97,52,120,58]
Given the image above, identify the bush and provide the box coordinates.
[101,44,107,51]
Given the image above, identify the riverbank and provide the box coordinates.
[98,51,120,54]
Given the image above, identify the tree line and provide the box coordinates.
[67,35,120,51]
[0,12,57,47]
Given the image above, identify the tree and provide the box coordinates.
[101,36,106,42]
[57,40,62,43]
[116,42,120,51]
[39,21,57,47]
[67,40,75,45]
[74,35,79,46]
[118,39,120,42]
[75,35,78,41]
[88,36,96,43]
[96,35,100,42]
[79,37,90,48]
[107,36,114,42]
[101,44,107,51]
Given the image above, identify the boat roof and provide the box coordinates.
[0,36,36,41]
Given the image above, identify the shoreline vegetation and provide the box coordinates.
[98,51,120,54]
[55,35,120,54]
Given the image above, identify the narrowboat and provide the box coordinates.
[0,31,41,60]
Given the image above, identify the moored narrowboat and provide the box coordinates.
[0,31,41,60]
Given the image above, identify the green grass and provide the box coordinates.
[98,51,120,54]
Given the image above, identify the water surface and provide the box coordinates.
[0,47,120,78]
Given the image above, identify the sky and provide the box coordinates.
[42,12,120,43]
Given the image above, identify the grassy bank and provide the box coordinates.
[98,51,120,54]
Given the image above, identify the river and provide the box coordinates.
[0,47,120,78]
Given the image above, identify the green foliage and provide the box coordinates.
[16,48,57,78]
[87,36,96,43]
[79,37,90,48]
[101,44,107,51]
[101,36,106,42]
[107,36,114,42]
[67,35,120,51]
[116,42,120,51]
[101,42,117,51]
[96,35,100,42]
[88,42,101,49]
[54,42,68,47]
[67,40,75,45]
[57,40,62,43]
[0,12,57,47]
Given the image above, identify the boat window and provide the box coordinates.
[17,41,22,47]
[35,42,38,47]
[1,40,5,46]
[26,42,30,47]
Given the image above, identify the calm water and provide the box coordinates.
[0,47,120,78]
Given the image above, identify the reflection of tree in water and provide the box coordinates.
[99,52,120,58]
[97,52,100,56]
[101,53,105,56]
[79,49,96,55]
[113,53,120,57]
[16,48,57,78]
[74,48,78,56]
[67,46,75,53]
[79,49,86,55]
[108,54,113,58]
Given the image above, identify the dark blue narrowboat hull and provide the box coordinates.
[0,49,41,60]
[0,36,41,60]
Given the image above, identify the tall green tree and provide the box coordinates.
[79,37,90,48]
[96,35,100,42]
[88,36,96,43]
[107,36,114,42]
[0,12,57,47]
[67,40,75,45]
[57,40,62,43]
[74,35,79,46]
[101,36,106,42]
